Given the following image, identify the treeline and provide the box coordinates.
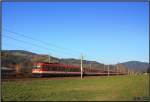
[1,51,32,74]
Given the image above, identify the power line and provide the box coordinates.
[2,42,61,62]
[3,28,81,55]
[2,28,100,63]
[2,42,45,55]
[3,30,79,57]
[3,35,76,58]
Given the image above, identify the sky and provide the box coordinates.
[2,2,149,64]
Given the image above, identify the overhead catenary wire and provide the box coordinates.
[2,28,110,67]
[3,34,80,58]
[3,28,81,55]
[3,42,61,63]
[3,31,79,57]
[3,28,101,62]
[3,36,68,59]
[3,42,47,55]
[3,35,75,58]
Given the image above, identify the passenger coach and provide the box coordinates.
[32,62,123,77]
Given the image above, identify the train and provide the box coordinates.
[32,62,125,77]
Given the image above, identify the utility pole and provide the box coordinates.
[104,64,105,71]
[108,65,109,76]
[16,64,21,74]
[104,64,105,75]
[49,55,51,63]
[128,68,129,75]
[90,63,92,70]
[114,65,115,74]
[81,54,83,79]
[116,64,118,75]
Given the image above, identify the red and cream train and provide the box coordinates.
[32,62,124,77]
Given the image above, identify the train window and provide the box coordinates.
[49,67,52,71]
[45,65,49,69]
[57,66,61,71]
[60,66,65,71]
[33,65,41,68]
[43,65,46,68]
[51,67,54,71]
[33,66,37,68]
[64,67,67,72]
[74,68,77,72]
[49,66,53,71]
[59,66,61,71]
[53,66,56,71]
[47,66,49,69]
[66,67,68,71]
[55,66,58,71]
[70,68,73,72]
[61,67,64,71]
[59,67,62,71]
[73,68,76,72]
[66,67,69,72]
[72,68,75,72]
[53,66,56,70]
[74,68,78,72]
[68,68,71,72]
[67,68,70,72]
[56,66,59,71]
[72,68,74,72]
[69,68,73,72]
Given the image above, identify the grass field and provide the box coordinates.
[2,75,149,101]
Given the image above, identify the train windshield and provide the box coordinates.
[33,63,42,68]
[33,65,41,68]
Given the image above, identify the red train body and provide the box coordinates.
[32,62,124,77]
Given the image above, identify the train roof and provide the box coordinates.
[33,62,80,68]
[33,62,59,64]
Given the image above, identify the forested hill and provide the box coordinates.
[1,50,148,74]
[60,58,105,69]
[2,50,37,55]
[120,61,149,72]
[1,50,107,74]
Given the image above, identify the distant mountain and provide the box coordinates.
[2,50,37,55]
[60,58,105,69]
[120,61,149,72]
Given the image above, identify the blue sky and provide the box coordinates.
[2,2,149,64]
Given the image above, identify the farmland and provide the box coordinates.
[2,75,149,101]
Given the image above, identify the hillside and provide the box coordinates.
[2,50,148,75]
[120,61,149,72]
[1,50,59,74]
[1,50,106,75]
[60,58,105,69]
[2,50,37,55]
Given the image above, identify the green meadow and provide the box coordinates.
[2,75,149,101]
